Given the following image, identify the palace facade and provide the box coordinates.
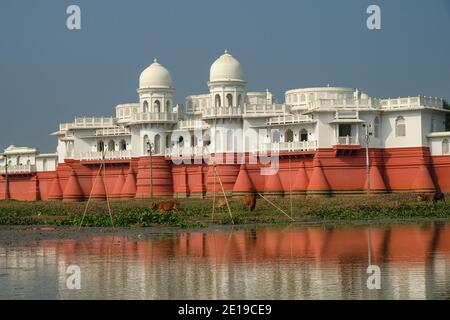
[1,51,450,201]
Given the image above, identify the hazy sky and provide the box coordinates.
[1,0,449,152]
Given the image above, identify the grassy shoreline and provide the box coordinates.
[0,193,449,228]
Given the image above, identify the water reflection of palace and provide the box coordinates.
[1,224,450,299]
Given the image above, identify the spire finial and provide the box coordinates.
[153,58,158,63]
[224,49,228,54]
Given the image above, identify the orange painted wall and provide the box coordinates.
[1,147,450,201]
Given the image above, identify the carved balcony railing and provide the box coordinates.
[202,106,243,119]
[79,150,132,161]
[260,141,318,153]
[95,127,131,136]
[335,136,358,145]
[129,112,178,123]
[0,164,36,174]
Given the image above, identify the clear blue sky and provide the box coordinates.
[1,0,449,152]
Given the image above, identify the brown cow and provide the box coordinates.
[151,200,181,213]
[215,197,228,210]
[244,194,257,212]
[416,194,430,202]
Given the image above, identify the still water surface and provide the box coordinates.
[1,222,450,299]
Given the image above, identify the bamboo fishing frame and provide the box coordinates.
[209,117,301,224]
[255,155,295,222]
[79,152,115,229]
[211,116,234,224]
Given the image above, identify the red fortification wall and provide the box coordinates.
[1,147,450,201]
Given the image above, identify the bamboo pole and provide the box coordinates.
[257,192,295,222]
[211,116,218,222]
[79,162,103,229]
[101,156,114,228]
[289,157,293,216]
[212,161,216,222]
[79,153,115,229]
[214,166,234,224]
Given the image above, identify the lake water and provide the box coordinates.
[1,222,450,300]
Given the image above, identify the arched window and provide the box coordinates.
[143,135,150,154]
[227,130,233,151]
[226,94,233,107]
[215,94,221,107]
[431,117,436,132]
[285,129,294,142]
[203,131,211,147]
[108,140,115,151]
[374,117,380,138]
[190,135,199,148]
[143,101,149,113]
[154,134,161,154]
[166,134,172,149]
[154,100,161,113]
[43,159,48,171]
[237,94,242,107]
[119,140,127,151]
[300,129,308,142]
[395,116,406,137]
[166,100,171,113]
[178,136,184,147]
[215,130,221,151]
[271,130,280,143]
[97,141,105,152]
[245,136,250,152]
[443,139,449,155]
[16,156,21,165]
[26,159,31,166]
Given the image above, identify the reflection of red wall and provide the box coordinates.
[2,147,450,201]
[36,225,450,266]
[385,228,434,262]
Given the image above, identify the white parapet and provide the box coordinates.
[0,164,36,174]
[202,106,243,119]
[129,112,178,123]
[59,117,116,131]
[335,136,359,145]
[380,96,444,110]
[79,150,132,161]
[261,141,317,153]
[243,103,287,117]
[267,114,314,125]
[95,127,131,136]
[178,119,210,130]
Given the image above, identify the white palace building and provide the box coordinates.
[1,51,450,200]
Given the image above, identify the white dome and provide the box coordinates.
[209,50,244,83]
[139,59,173,89]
